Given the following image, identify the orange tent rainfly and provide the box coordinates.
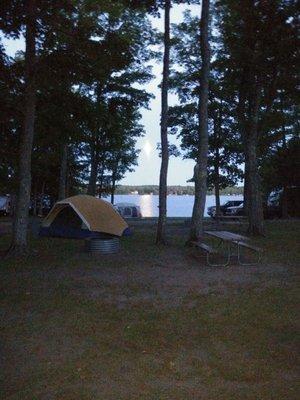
[40,195,129,239]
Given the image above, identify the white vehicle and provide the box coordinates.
[0,195,10,216]
[114,203,142,218]
[225,202,245,216]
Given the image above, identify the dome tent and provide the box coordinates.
[40,195,129,239]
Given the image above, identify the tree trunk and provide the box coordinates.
[281,116,288,218]
[32,183,37,216]
[9,194,16,217]
[281,185,288,218]
[214,180,220,217]
[156,0,171,245]
[214,156,221,221]
[111,179,116,205]
[246,137,264,235]
[214,172,220,228]
[38,181,45,217]
[189,0,211,241]
[98,165,104,198]
[213,114,221,221]
[12,0,37,254]
[110,164,118,205]
[246,85,264,236]
[88,86,103,197]
[243,160,250,215]
[87,142,99,196]
[58,143,68,200]
[237,74,249,214]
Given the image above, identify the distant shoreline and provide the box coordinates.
[115,185,244,196]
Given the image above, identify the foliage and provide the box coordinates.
[0,0,298,213]
[261,137,300,195]
[0,1,155,202]
[169,10,243,192]
[215,0,299,167]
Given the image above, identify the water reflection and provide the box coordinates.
[139,194,155,217]
[113,194,243,218]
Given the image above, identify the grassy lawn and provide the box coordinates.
[1,220,299,399]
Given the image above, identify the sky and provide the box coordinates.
[1,4,199,186]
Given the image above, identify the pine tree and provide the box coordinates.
[190,0,211,240]
[156,0,171,244]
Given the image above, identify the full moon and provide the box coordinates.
[143,140,152,158]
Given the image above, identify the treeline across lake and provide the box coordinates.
[115,186,244,196]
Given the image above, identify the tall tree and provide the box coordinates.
[0,42,20,196]
[156,0,171,244]
[1,0,154,225]
[216,0,298,235]
[12,0,37,253]
[58,144,68,200]
[169,10,243,221]
[0,0,76,252]
[189,0,211,241]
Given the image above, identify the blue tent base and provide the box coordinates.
[39,226,131,239]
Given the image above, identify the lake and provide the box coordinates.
[110,194,243,217]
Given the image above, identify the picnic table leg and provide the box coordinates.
[226,241,232,266]
[207,240,231,267]
[237,243,262,266]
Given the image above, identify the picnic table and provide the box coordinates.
[205,230,248,241]
[191,230,261,267]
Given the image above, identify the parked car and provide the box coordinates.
[224,202,245,216]
[264,187,300,218]
[207,200,243,218]
[223,187,300,218]
[264,190,282,218]
[114,203,142,218]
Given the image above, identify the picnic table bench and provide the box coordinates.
[191,230,262,267]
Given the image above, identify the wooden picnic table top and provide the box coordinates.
[204,230,249,242]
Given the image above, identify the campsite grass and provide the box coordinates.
[0,219,299,399]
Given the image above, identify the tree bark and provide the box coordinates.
[281,186,288,218]
[88,85,103,197]
[87,141,99,196]
[237,75,249,214]
[110,164,118,205]
[243,160,250,215]
[38,181,45,217]
[32,183,37,216]
[213,111,221,221]
[156,0,171,245]
[214,151,221,221]
[98,165,104,198]
[245,84,264,236]
[58,143,68,200]
[9,194,16,217]
[111,178,116,205]
[281,115,288,218]
[189,0,211,241]
[12,0,37,254]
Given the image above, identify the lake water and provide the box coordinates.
[111,194,243,217]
